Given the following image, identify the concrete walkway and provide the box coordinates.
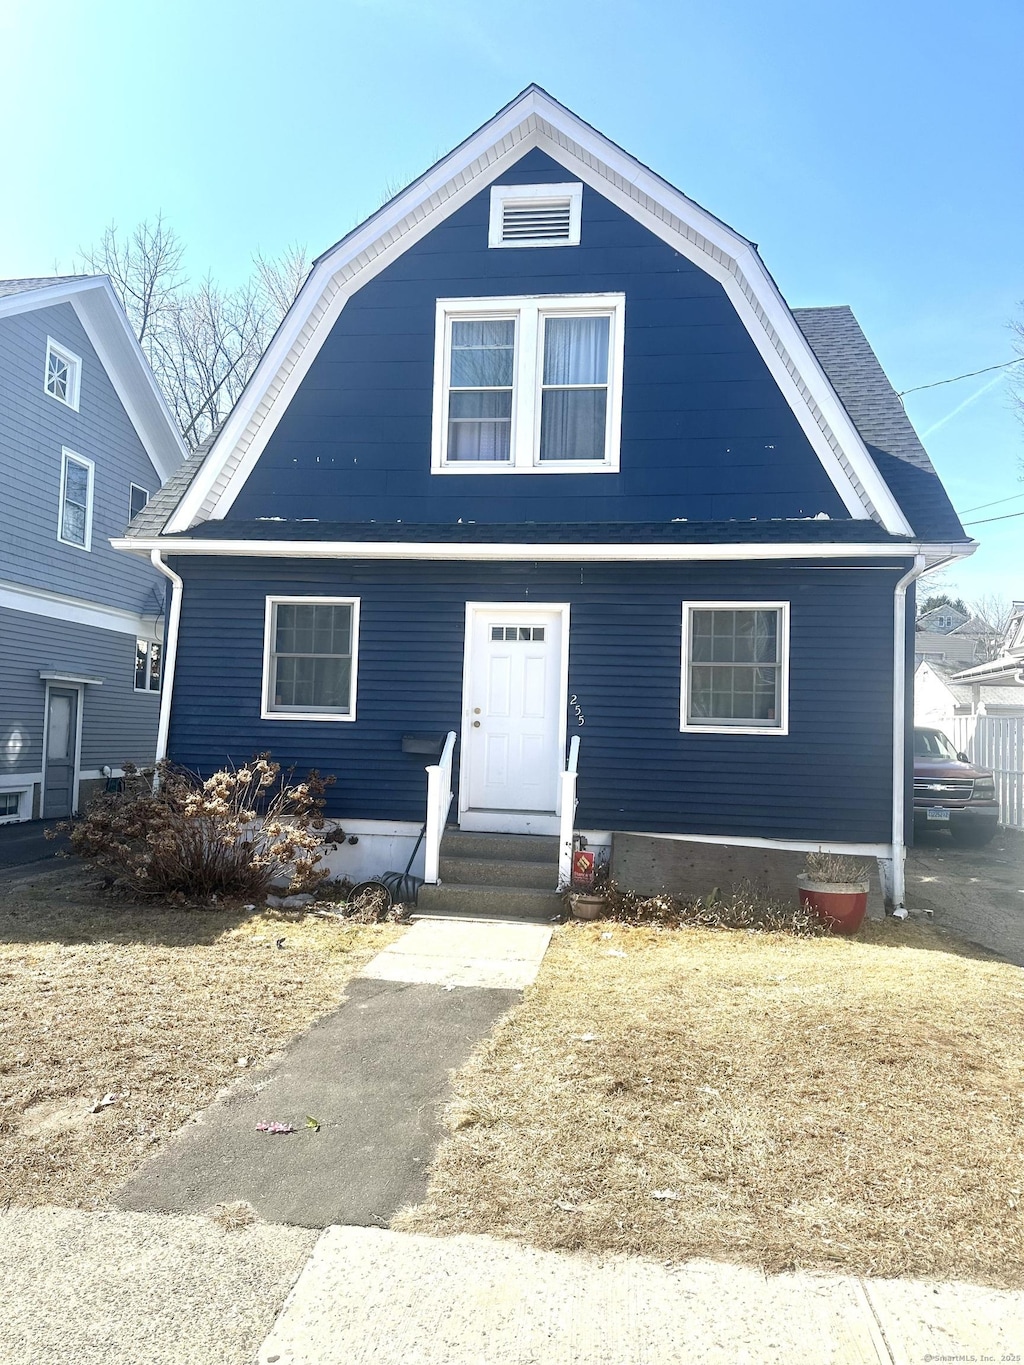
[116,917,553,1229]
[4,1210,1020,1364]
[259,1226,1024,1365]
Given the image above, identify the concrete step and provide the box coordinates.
[440,830,561,863]
[438,855,557,890]
[416,882,564,922]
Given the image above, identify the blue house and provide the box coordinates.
[117,88,974,911]
[1,276,186,822]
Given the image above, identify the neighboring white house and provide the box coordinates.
[915,659,1024,737]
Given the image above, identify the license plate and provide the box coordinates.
[926,807,951,822]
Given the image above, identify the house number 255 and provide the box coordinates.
[569,695,586,726]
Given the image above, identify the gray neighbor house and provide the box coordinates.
[0,276,186,822]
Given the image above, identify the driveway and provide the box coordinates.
[907,826,1024,965]
[0,819,69,876]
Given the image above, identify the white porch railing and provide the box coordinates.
[557,734,581,889]
[424,731,457,884]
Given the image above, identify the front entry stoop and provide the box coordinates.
[415,829,564,922]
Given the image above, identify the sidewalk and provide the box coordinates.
[1,1209,1019,1365]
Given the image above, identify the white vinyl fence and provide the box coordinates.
[952,715,1024,831]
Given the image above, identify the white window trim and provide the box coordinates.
[134,638,162,693]
[0,784,32,824]
[431,293,625,475]
[261,596,360,722]
[44,337,82,410]
[130,483,150,521]
[680,601,790,736]
[488,182,583,248]
[57,448,95,552]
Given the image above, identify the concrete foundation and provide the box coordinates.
[611,833,886,916]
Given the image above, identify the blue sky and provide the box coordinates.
[3,0,1021,602]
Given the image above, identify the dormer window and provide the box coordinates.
[488,183,583,248]
[432,293,625,474]
[45,338,82,410]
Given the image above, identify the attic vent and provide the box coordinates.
[488,182,583,249]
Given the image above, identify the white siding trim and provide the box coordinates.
[113,535,971,565]
[0,579,161,639]
[260,596,361,722]
[165,90,913,536]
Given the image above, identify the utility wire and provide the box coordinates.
[962,508,1024,527]
[959,489,1024,515]
[897,356,1024,398]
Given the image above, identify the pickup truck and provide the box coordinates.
[913,726,999,847]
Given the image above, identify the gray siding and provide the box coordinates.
[0,301,165,614]
[0,606,161,779]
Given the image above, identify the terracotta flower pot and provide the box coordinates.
[797,876,868,935]
[570,893,607,921]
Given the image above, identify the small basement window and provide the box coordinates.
[488,183,583,248]
[45,338,82,409]
[262,597,360,722]
[135,640,162,692]
[681,603,790,735]
[0,791,26,823]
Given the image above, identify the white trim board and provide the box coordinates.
[0,579,162,640]
[113,535,973,566]
[163,87,913,538]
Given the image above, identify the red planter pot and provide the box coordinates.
[797,877,869,935]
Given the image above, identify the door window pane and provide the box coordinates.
[47,695,72,759]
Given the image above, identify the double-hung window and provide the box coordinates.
[262,597,360,721]
[432,294,625,473]
[58,449,94,550]
[681,603,789,734]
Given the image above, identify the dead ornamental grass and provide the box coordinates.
[396,918,1024,1288]
[0,871,399,1208]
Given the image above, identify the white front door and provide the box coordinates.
[461,604,568,834]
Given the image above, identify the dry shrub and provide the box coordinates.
[56,756,334,901]
[603,882,828,936]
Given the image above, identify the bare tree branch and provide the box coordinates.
[77,219,308,451]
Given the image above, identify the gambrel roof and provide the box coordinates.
[114,87,970,554]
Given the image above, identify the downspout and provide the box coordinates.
[150,550,183,768]
[890,553,927,916]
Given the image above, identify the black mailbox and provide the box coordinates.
[401,733,445,758]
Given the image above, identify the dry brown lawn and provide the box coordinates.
[396,917,1024,1288]
[0,869,399,1208]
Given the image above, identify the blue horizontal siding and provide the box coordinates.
[167,555,908,844]
[226,148,848,527]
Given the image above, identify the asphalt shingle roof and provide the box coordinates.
[793,306,968,542]
[0,275,91,298]
[125,436,215,537]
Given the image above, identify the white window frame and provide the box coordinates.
[134,638,162,693]
[129,483,150,521]
[0,785,31,824]
[431,293,625,475]
[44,337,82,410]
[57,448,95,551]
[488,182,583,248]
[261,596,360,722]
[680,601,790,736]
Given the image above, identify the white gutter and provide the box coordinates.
[112,536,976,564]
[149,550,184,766]
[890,553,928,914]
